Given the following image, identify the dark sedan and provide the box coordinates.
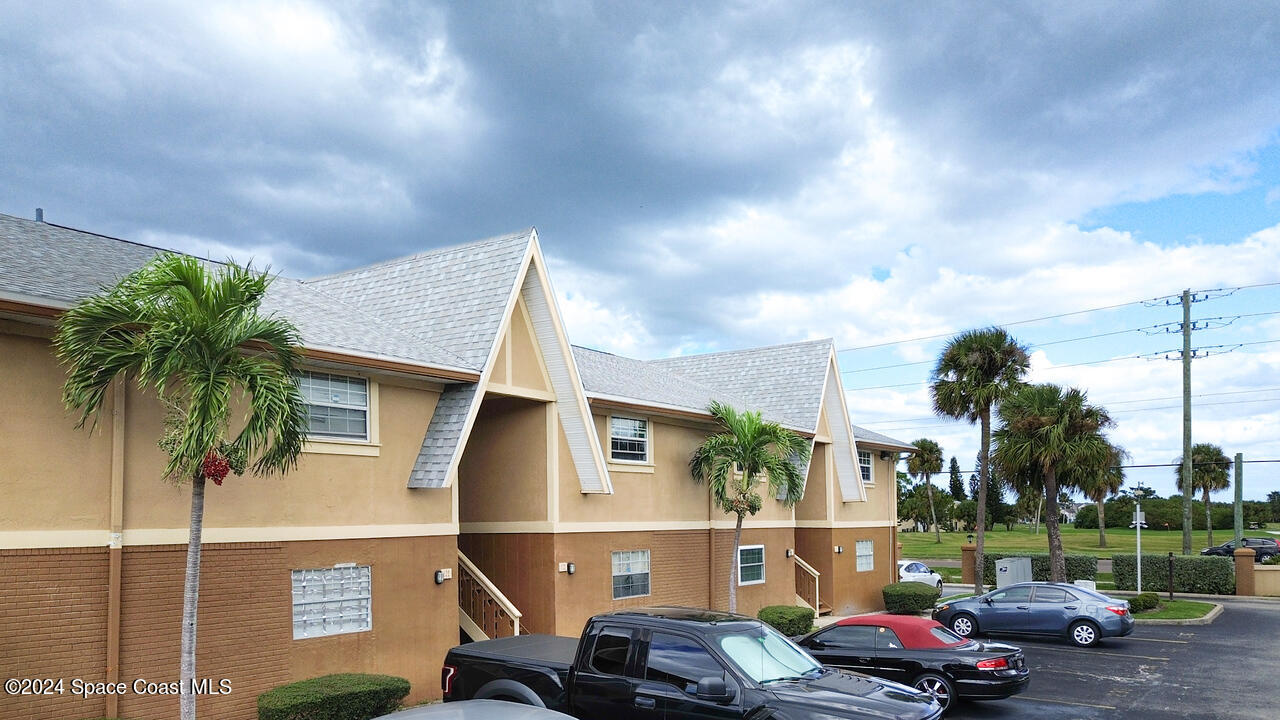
[1202,537,1279,562]
[933,582,1134,648]
[795,614,1028,714]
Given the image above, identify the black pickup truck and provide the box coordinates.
[442,606,942,719]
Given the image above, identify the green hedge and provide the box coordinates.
[1129,592,1160,612]
[882,581,941,614]
[1112,554,1234,595]
[258,674,410,720]
[759,605,815,636]
[981,553,1097,585]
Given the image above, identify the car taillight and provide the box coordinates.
[1106,605,1128,616]
[976,657,1009,670]
[441,664,457,696]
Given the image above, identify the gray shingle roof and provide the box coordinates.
[648,339,833,431]
[0,213,476,372]
[851,424,916,451]
[408,383,478,488]
[308,231,532,369]
[573,346,758,418]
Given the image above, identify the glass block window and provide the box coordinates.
[609,416,648,462]
[858,450,873,484]
[612,550,650,599]
[856,540,875,572]
[738,545,765,585]
[298,371,369,440]
[291,565,372,639]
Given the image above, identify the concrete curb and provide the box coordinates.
[1134,602,1223,625]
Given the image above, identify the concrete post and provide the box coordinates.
[961,543,977,586]
[1234,548,1256,596]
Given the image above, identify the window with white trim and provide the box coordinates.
[298,371,369,441]
[855,540,874,572]
[609,416,649,463]
[291,565,372,639]
[858,450,873,484]
[612,550,650,599]
[738,545,765,585]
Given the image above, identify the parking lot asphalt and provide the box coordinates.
[945,596,1280,720]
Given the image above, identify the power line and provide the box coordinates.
[837,283,1280,354]
[900,459,1280,475]
[860,387,1280,426]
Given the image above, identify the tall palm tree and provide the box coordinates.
[931,327,1029,592]
[993,384,1114,582]
[690,401,810,613]
[54,254,307,720]
[907,438,945,543]
[1175,443,1232,547]
[1071,443,1128,548]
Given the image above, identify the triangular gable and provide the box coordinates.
[821,351,866,503]
[408,230,611,493]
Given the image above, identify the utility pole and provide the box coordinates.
[1234,452,1244,549]
[1181,289,1193,555]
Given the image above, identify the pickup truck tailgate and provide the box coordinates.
[451,634,577,670]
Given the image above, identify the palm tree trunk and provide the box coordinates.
[1033,496,1042,534]
[728,511,744,614]
[974,408,991,594]
[1097,500,1107,548]
[1043,469,1066,583]
[1204,487,1213,547]
[926,476,940,543]
[180,475,206,720]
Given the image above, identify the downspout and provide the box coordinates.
[105,381,125,719]
[708,490,715,609]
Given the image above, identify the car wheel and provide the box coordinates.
[950,614,976,638]
[936,580,944,593]
[913,672,956,713]
[1069,620,1100,648]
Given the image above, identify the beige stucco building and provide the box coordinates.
[0,213,911,720]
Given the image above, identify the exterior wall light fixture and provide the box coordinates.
[834,545,844,554]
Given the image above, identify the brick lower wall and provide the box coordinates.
[0,547,110,720]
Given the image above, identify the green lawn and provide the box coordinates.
[1134,599,1215,620]
[901,526,1230,560]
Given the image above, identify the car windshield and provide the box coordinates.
[717,624,823,684]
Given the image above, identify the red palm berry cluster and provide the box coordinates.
[202,450,231,486]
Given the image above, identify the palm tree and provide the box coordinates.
[1071,443,1127,548]
[690,401,810,613]
[54,254,307,720]
[993,383,1114,582]
[907,438,945,543]
[931,327,1029,592]
[1175,443,1232,547]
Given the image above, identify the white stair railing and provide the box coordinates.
[458,550,523,639]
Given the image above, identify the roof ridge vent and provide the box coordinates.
[35,208,44,222]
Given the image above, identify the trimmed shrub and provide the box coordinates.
[883,581,941,614]
[258,674,410,720]
[759,605,815,636]
[1112,554,1234,595]
[981,553,1097,586]
[1129,592,1160,612]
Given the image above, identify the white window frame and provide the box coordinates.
[858,450,874,485]
[856,540,875,572]
[608,415,650,464]
[298,370,371,443]
[291,564,372,639]
[737,544,766,586]
[611,549,651,600]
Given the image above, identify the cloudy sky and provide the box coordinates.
[3,1,1279,500]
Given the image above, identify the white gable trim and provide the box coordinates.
[822,351,866,503]
[433,239,536,488]
[520,239,612,494]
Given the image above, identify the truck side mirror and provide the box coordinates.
[696,676,734,703]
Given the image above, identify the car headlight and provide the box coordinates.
[936,604,950,612]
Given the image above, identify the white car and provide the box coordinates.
[898,560,944,591]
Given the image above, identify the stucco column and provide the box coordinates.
[960,543,977,586]
[1234,547,1256,596]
